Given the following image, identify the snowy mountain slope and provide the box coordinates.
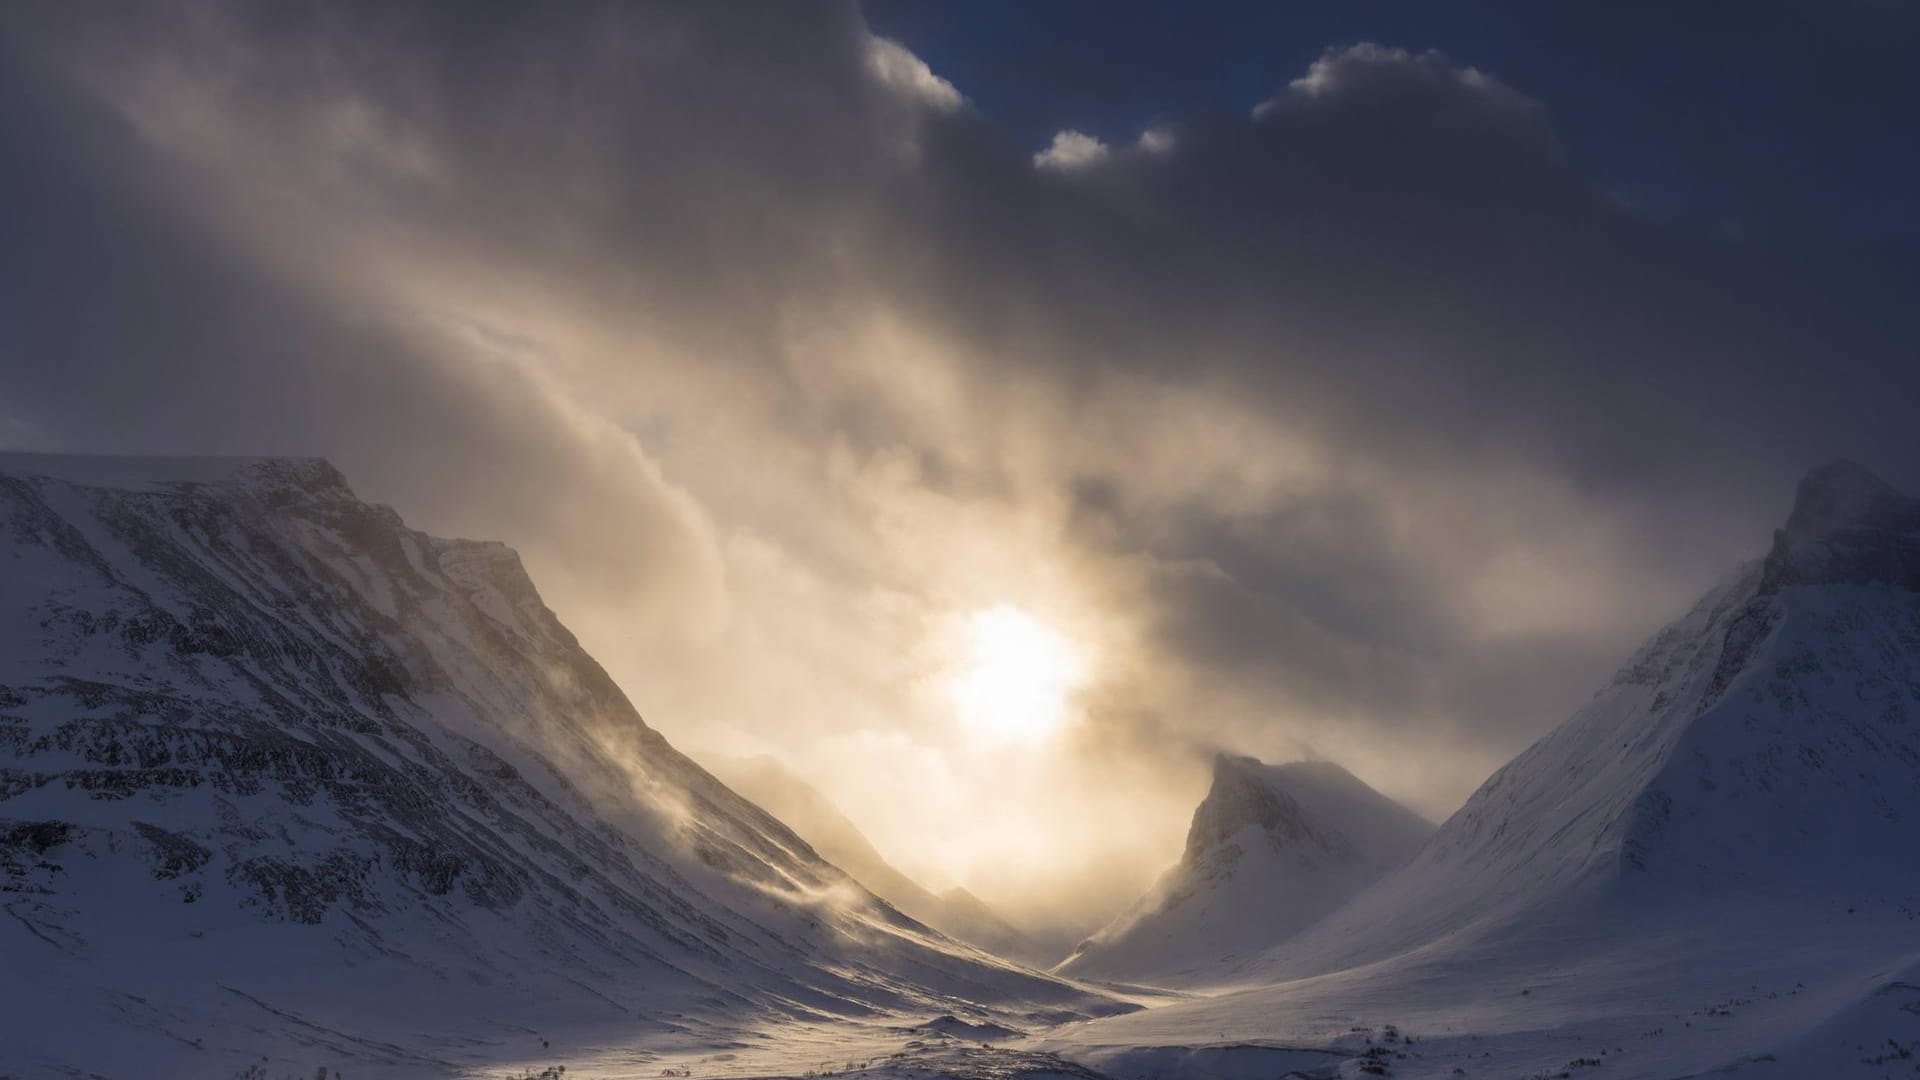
[934,886,1059,969]
[1035,461,1920,1077]
[705,754,1048,966]
[1054,755,1431,984]
[1239,460,1920,979]
[0,454,1114,1079]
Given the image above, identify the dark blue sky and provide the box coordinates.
[867,0,1919,239]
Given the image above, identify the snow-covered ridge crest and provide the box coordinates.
[0,451,350,496]
[0,453,1112,1077]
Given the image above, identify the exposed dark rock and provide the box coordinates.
[1761,461,1920,595]
[1184,753,1338,861]
[131,821,212,879]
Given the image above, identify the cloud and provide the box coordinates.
[1265,43,1539,118]
[1135,127,1175,154]
[1034,129,1111,170]
[2,8,1916,923]
[867,35,963,112]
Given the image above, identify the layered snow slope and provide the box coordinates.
[1055,756,1431,983]
[0,454,1110,1079]
[1042,461,1920,1077]
[706,754,1047,965]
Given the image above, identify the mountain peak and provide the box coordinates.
[1783,460,1915,537]
[1207,750,1261,780]
[1763,461,1920,594]
[1186,754,1323,862]
[1059,754,1431,982]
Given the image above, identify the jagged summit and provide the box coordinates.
[1056,754,1430,983]
[1782,459,1915,536]
[1184,754,1331,860]
[1764,459,1920,593]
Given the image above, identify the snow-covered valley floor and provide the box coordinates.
[445,904,1920,1080]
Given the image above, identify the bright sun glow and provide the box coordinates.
[949,605,1087,744]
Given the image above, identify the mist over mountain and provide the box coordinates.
[1058,756,1430,983]
[1038,462,1920,1076]
[703,753,1059,965]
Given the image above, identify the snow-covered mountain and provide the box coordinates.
[704,754,1048,965]
[1247,459,1920,978]
[0,454,1112,1079]
[1040,461,1920,1078]
[1055,755,1430,983]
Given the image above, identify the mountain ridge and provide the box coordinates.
[701,752,1052,964]
[0,453,1113,1078]
[1044,461,1920,1077]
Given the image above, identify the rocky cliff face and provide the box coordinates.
[0,455,1105,1078]
[1180,756,1342,861]
[1762,459,1920,594]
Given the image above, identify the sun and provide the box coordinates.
[948,605,1087,744]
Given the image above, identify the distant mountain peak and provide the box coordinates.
[1764,460,1920,593]
[1784,459,1915,537]
[699,753,1054,965]
[1058,753,1431,982]
[1185,754,1330,861]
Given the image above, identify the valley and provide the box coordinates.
[3,455,1918,1079]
